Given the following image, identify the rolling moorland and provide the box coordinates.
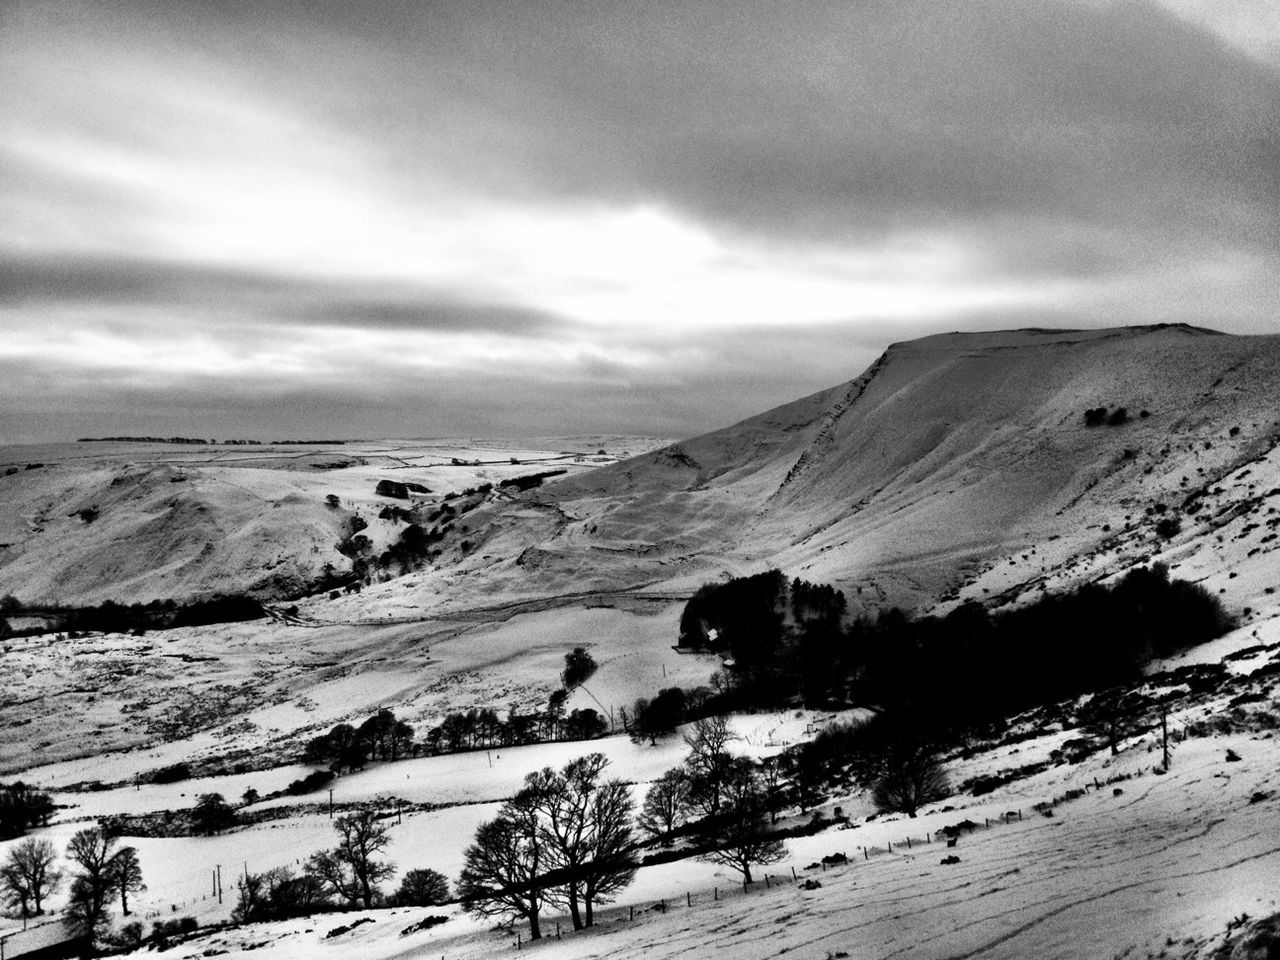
[3,325,1280,959]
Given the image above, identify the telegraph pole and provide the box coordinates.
[1161,701,1170,770]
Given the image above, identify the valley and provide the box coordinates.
[3,327,1280,960]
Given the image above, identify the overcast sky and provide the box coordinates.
[2,0,1278,443]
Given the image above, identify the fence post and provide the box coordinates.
[765,875,771,888]
[791,867,798,882]
[714,887,718,901]
[863,847,868,860]
[686,891,691,907]
[906,837,911,849]
[629,905,634,921]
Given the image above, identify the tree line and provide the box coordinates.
[0,593,266,637]
[300,650,604,776]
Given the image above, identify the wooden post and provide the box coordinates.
[765,875,771,888]
[863,847,868,860]
[791,866,798,881]
[887,841,892,853]
[906,836,911,849]
[1161,702,1170,770]
[630,905,634,921]
[687,891,691,907]
[714,887,718,901]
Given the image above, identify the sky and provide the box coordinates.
[2,0,1279,443]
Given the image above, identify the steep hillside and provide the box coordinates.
[375,324,1280,618]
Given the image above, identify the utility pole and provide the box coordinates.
[1161,701,1170,770]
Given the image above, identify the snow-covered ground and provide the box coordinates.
[11,711,1270,960]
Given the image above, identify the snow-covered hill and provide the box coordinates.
[332,324,1280,620]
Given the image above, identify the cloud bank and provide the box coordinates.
[2,0,1278,442]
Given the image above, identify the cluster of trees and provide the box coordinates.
[374,523,445,576]
[0,781,54,839]
[668,565,1229,724]
[636,718,788,881]
[626,686,715,743]
[303,709,417,773]
[0,595,266,637]
[459,753,635,939]
[0,826,144,938]
[774,714,950,818]
[849,563,1231,733]
[301,651,608,778]
[423,702,607,755]
[677,571,851,706]
[233,808,448,924]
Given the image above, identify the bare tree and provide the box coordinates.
[108,846,145,916]
[65,827,118,936]
[696,759,785,885]
[638,768,690,843]
[872,746,949,818]
[530,753,636,930]
[313,808,395,908]
[1,837,61,918]
[234,867,328,923]
[459,787,548,941]
[579,777,635,927]
[306,849,360,906]
[683,715,738,818]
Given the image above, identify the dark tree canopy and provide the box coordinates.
[561,647,598,689]
[394,867,450,907]
[192,793,237,835]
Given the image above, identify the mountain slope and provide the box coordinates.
[403,324,1280,616]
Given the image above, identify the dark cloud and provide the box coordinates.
[2,0,1279,442]
[0,255,567,336]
